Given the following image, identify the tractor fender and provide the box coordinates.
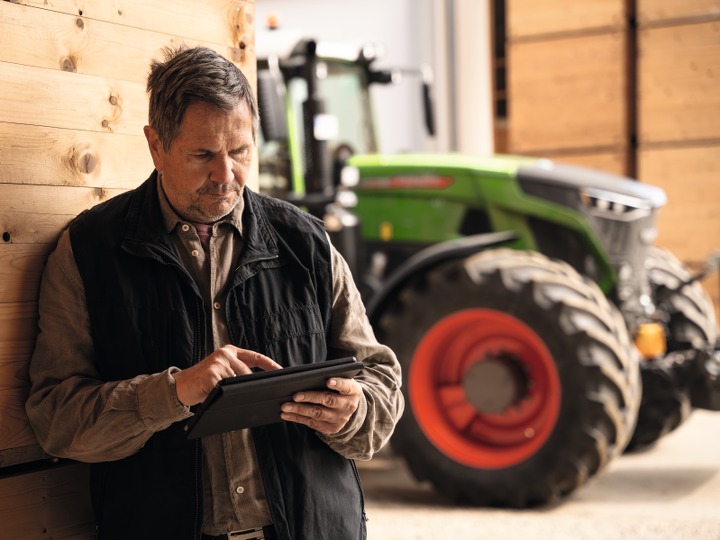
[365,231,518,327]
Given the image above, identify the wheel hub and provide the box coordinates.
[462,355,528,414]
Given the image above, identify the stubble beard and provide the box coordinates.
[185,184,244,223]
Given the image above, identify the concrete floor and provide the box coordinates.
[357,410,720,540]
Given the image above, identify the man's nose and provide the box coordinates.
[209,154,234,184]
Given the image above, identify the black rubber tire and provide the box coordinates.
[627,246,718,449]
[378,249,641,507]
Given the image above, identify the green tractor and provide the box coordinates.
[256,36,720,506]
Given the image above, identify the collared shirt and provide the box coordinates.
[26,177,404,535]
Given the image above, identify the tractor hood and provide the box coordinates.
[348,153,667,209]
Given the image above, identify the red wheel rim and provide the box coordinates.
[409,309,561,469]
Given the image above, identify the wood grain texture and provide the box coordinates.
[0,361,30,390]
[0,61,147,136]
[0,244,54,303]
[0,123,153,189]
[0,2,256,84]
[0,387,37,451]
[507,0,626,39]
[640,144,720,263]
[0,184,128,245]
[0,462,94,539]
[0,341,35,367]
[638,21,720,144]
[0,444,50,468]
[13,0,257,51]
[638,0,720,26]
[508,32,627,153]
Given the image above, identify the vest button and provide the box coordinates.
[214,302,221,310]
[191,249,199,257]
[182,224,190,232]
[236,486,244,494]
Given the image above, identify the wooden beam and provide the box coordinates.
[0,123,153,189]
[638,0,720,27]
[0,245,54,304]
[0,2,256,84]
[507,0,626,40]
[508,32,627,153]
[638,21,720,144]
[639,144,720,263]
[14,0,255,51]
[0,387,37,451]
[0,61,147,136]
[0,462,94,538]
[0,184,128,245]
[0,444,50,468]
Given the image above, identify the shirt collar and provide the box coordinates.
[156,173,245,237]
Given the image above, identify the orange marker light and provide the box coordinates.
[634,323,667,360]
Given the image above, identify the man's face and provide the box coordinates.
[144,101,255,224]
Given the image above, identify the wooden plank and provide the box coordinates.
[507,0,626,39]
[553,151,628,176]
[0,123,153,189]
[0,61,147,136]
[0,341,36,367]
[0,444,50,468]
[508,31,627,153]
[638,0,720,26]
[0,302,39,344]
[0,184,128,245]
[14,0,255,50]
[0,387,37,451]
[0,462,94,539]
[0,2,256,84]
[0,244,54,304]
[0,361,30,390]
[639,144,720,263]
[638,21,720,144]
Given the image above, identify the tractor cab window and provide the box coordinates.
[287,62,377,174]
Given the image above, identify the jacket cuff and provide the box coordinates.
[137,368,193,431]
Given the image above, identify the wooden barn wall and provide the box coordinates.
[507,0,720,323]
[0,1,256,537]
[506,0,630,175]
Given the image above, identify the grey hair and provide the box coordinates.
[147,46,259,152]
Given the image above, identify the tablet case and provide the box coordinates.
[185,357,363,438]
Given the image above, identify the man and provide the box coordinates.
[26,47,403,540]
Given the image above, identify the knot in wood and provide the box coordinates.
[101,119,109,128]
[109,95,118,106]
[76,17,84,29]
[62,58,75,72]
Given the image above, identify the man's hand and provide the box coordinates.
[280,377,362,434]
[172,345,281,406]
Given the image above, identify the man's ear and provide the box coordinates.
[143,126,164,172]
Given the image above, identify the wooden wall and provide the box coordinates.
[0,1,256,537]
[506,0,630,175]
[506,0,720,321]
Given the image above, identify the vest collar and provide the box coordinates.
[120,171,280,273]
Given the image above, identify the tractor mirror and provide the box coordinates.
[257,67,288,142]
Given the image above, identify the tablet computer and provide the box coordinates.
[185,357,363,439]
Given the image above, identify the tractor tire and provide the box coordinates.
[378,249,641,507]
[627,246,718,449]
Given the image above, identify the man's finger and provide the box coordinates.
[234,348,282,371]
[326,377,361,396]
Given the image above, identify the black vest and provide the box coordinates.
[69,173,366,540]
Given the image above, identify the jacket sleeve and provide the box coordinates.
[316,242,405,460]
[25,230,192,463]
